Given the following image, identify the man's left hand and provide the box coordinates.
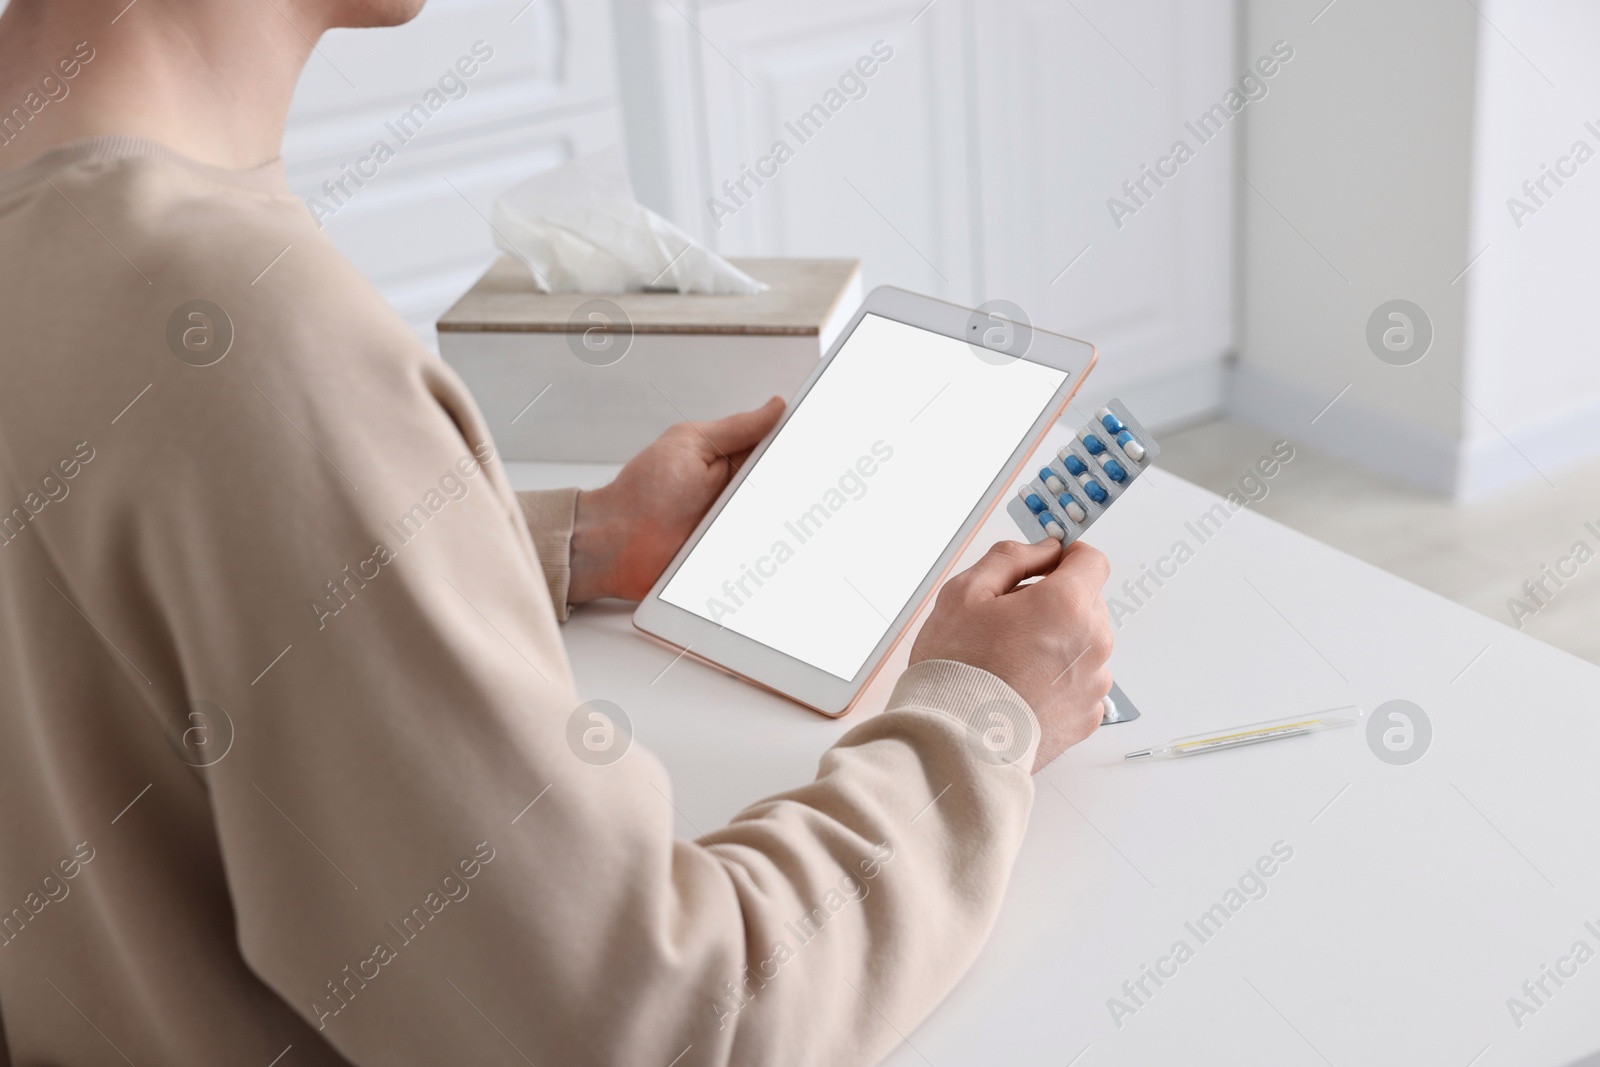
[568,396,786,603]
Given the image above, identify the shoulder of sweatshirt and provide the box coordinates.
[0,146,486,509]
[1,146,424,381]
[0,147,532,634]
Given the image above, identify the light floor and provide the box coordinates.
[1157,418,1600,667]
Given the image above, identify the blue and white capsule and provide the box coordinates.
[1057,491,1088,524]
[1100,457,1129,483]
[1057,450,1109,503]
[1115,430,1147,462]
[1097,408,1126,435]
[1038,466,1068,496]
[1082,433,1107,456]
[1019,488,1049,514]
[1037,511,1066,540]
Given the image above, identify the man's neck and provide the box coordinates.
[0,0,317,172]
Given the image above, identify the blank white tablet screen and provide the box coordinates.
[659,313,1067,681]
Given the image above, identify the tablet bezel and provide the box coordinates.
[632,285,1096,717]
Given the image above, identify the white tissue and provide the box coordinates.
[489,149,767,295]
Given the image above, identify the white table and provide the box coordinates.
[509,425,1600,1067]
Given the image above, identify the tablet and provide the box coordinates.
[633,286,1096,717]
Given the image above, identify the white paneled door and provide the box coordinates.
[676,1,980,298]
[617,0,1236,421]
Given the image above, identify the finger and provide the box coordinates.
[690,396,785,460]
[1040,539,1111,591]
[956,539,1063,600]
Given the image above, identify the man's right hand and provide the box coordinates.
[908,539,1114,773]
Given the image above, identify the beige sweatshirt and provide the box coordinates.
[0,136,1040,1067]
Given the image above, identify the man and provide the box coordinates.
[0,0,1114,1062]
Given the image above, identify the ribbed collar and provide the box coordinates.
[0,134,287,196]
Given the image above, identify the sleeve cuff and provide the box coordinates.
[516,487,579,621]
[884,659,1041,768]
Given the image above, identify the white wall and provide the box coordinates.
[1236,0,1600,499]
[1460,0,1600,497]
[1233,0,1480,493]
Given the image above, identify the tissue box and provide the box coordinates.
[438,256,863,462]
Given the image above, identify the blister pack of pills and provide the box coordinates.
[1005,399,1161,545]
